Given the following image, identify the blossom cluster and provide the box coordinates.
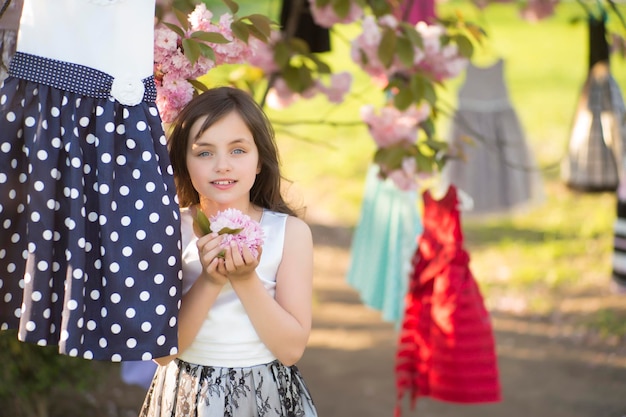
[154,4,255,122]
[209,208,264,259]
[153,0,477,191]
[351,15,469,86]
[360,103,433,191]
[247,29,353,110]
[308,0,364,28]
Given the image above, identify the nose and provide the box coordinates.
[214,153,231,172]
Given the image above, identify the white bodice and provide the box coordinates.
[17,0,155,80]
[177,208,287,367]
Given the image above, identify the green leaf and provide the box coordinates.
[420,119,436,139]
[191,31,231,44]
[174,8,190,30]
[221,0,239,14]
[282,65,303,91]
[368,0,392,17]
[415,152,433,172]
[247,24,269,42]
[231,20,250,43]
[453,34,474,58]
[374,145,410,171]
[188,78,209,93]
[377,27,397,68]
[289,37,312,54]
[396,36,415,68]
[309,55,331,74]
[273,41,291,67]
[197,43,216,62]
[218,227,244,235]
[182,38,201,65]
[163,22,185,38]
[332,0,351,19]
[247,14,273,39]
[400,23,423,49]
[393,88,414,110]
[298,65,314,90]
[193,210,212,236]
[410,75,437,106]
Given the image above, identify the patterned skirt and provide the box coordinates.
[612,198,626,291]
[140,359,318,417]
[0,52,182,361]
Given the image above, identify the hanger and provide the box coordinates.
[428,171,474,212]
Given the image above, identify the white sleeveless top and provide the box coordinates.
[177,208,287,367]
[17,0,154,81]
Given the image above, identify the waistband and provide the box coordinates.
[8,51,157,104]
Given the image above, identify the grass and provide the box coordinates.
[225,1,626,337]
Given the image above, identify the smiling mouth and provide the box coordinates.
[212,180,236,185]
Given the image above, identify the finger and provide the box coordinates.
[217,257,229,275]
[223,247,236,272]
[229,242,244,265]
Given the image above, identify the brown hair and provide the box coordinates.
[167,86,297,217]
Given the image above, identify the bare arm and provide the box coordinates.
[225,216,314,366]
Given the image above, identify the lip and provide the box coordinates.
[211,179,237,190]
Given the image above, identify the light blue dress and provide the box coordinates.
[346,165,422,324]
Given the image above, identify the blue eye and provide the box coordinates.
[232,149,245,154]
[198,151,212,157]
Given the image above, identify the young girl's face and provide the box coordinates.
[186,110,260,211]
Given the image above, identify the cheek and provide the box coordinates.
[186,160,204,185]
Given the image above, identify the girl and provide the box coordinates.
[0,0,181,361]
[140,86,318,417]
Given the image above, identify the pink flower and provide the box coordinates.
[265,78,300,109]
[308,0,363,28]
[386,157,418,191]
[209,208,264,258]
[351,15,390,82]
[318,72,353,103]
[519,0,558,22]
[248,31,281,73]
[154,3,256,122]
[360,103,431,148]
[188,3,214,30]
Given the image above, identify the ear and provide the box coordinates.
[256,163,261,174]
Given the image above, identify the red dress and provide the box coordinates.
[395,186,501,416]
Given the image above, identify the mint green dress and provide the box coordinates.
[346,165,422,323]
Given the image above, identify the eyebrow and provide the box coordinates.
[192,138,251,147]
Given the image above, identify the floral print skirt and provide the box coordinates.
[139,359,318,417]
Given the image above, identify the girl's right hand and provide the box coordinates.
[196,233,229,286]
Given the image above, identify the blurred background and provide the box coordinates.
[1,1,625,416]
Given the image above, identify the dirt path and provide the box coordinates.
[300,224,626,417]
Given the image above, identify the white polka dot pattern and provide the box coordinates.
[0,53,182,361]
[9,52,157,104]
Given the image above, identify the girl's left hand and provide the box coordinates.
[218,242,262,282]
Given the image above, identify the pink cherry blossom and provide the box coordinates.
[209,208,264,259]
[360,103,431,148]
[265,78,300,109]
[386,157,418,191]
[308,0,363,28]
[154,3,256,122]
[519,0,558,22]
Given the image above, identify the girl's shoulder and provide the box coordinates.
[262,210,311,237]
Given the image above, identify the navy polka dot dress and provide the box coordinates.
[0,0,182,361]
